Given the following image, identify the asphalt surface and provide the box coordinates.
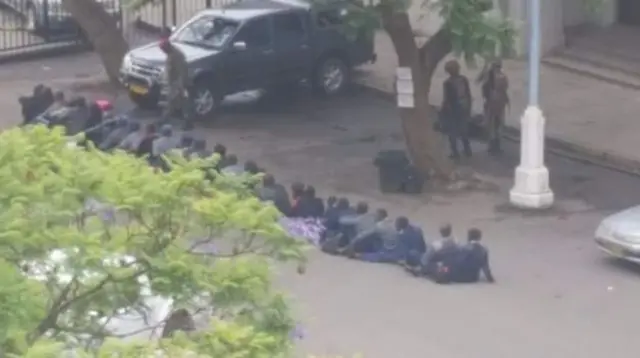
[107,85,640,358]
[3,54,640,357]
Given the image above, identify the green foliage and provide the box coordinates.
[0,125,306,357]
[431,0,516,64]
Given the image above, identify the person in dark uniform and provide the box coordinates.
[395,216,426,269]
[449,228,495,284]
[441,60,473,159]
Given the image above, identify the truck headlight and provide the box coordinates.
[121,53,133,72]
[157,67,167,83]
[595,223,612,239]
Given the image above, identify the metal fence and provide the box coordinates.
[0,0,230,63]
[0,0,122,62]
[130,0,236,33]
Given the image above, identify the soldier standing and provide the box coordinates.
[159,36,191,122]
[440,60,473,159]
[479,60,509,155]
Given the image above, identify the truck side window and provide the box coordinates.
[235,18,271,48]
[316,9,344,28]
[273,13,306,43]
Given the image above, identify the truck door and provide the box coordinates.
[224,16,275,92]
[272,11,312,83]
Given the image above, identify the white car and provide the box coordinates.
[24,248,176,342]
[595,206,640,263]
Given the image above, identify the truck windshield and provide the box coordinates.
[172,15,239,49]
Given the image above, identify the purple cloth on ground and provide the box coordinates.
[279,217,325,246]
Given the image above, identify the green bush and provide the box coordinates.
[0,125,307,357]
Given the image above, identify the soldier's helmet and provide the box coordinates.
[444,60,460,76]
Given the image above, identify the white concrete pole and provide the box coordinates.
[509,0,554,209]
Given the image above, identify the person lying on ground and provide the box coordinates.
[395,216,426,269]
[32,90,66,126]
[82,103,105,146]
[135,123,158,158]
[213,144,228,170]
[448,228,495,283]
[256,174,291,216]
[35,95,89,134]
[64,97,92,135]
[151,124,179,171]
[20,85,53,124]
[221,154,244,175]
[244,160,260,175]
[152,124,178,156]
[179,134,195,151]
[42,91,66,117]
[190,139,212,160]
[99,118,130,151]
[118,121,144,152]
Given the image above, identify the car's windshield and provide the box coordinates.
[172,15,239,49]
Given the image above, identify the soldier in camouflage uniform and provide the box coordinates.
[159,37,191,122]
[479,60,509,155]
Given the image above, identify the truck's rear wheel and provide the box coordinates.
[312,56,349,96]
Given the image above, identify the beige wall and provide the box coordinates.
[563,0,589,27]
[511,0,619,57]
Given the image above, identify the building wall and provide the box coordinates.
[563,0,589,27]
[510,0,619,57]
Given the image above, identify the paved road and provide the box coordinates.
[109,87,640,358]
[3,57,640,356]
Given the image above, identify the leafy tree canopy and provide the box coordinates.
[0,125,307,357]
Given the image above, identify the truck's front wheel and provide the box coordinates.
[129,91,158,110]
[312,56,349,96]
[189,81,221,121]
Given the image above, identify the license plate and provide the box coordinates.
[129,84,148,95]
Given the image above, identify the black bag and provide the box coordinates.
[374,150,410,193]
[402,165,425,194]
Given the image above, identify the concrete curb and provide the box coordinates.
[353,80,640,177]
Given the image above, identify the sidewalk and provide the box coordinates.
[355,32,640,174]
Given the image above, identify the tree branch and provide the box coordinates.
[418,27,452,71]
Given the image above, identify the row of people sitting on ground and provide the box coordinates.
[256,178,495,284]
[80,112,495,285]
[19,86,494,284]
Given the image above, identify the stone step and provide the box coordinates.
[542,55,640,91]
[559,46,640,77]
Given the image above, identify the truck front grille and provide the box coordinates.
[130,59,163,79]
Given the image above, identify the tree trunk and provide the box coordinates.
[380,9,454,179]
[62,0,129,85]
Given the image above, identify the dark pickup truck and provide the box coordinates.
[119,0,376,120]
